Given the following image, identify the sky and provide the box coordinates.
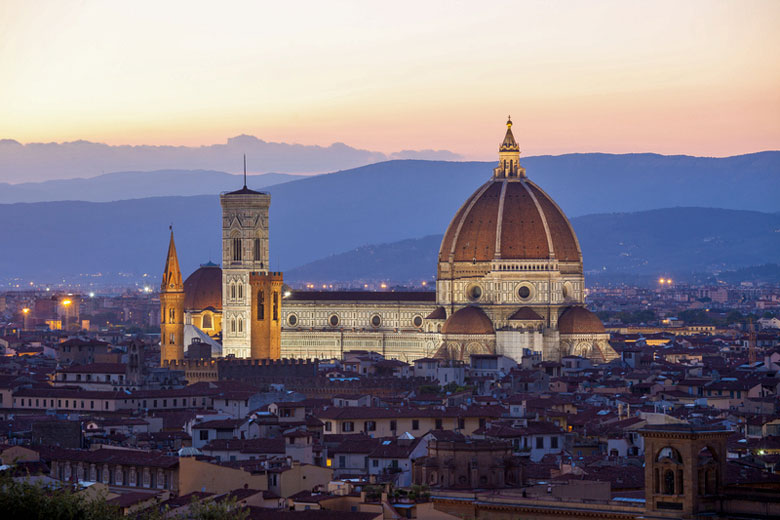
[1,0,779,164]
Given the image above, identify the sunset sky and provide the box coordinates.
[1,0,778,160]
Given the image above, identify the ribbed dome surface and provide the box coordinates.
[558,306,605,334]
[438,179,581,264]
[441,306,494,335]
[183,263,222,310]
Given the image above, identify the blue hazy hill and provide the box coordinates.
[0,170,304,203]
[283,208,780,283]
[0,153,778,281]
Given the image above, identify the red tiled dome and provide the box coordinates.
[558,306,605,334]
[183,263,222,311]
[439,178,581,264]
[508,307,543,321]
[441,306,494,335]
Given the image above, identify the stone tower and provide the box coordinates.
[220,161,271,358]
[640,424,730,518]
[249,272,283,359]
[160,229,185,365]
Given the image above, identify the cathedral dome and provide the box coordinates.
[441,306,494,335]
[558,306,605,334]
[438,119,581,267]
[183,262,222,311]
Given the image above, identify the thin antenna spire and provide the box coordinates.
[243,154,247,188]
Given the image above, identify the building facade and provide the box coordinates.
[160,120,616,365]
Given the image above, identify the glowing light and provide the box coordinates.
[89,292,95,298]
[283,291,292,298]
[421,281,427,286]
[62,299,72,306]
[22,308,30,314]
[143,286,151,293]
[658,278,665,284]
[380,283,387,289]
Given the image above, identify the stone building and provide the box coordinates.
[158,120,617,365]
[413,437,523,489]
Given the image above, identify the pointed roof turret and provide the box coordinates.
[493,116,525,179]
[500,116,520,152]
[161,227,184,292]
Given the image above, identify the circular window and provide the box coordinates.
[412,315,423,328]
[468,285,483,301]
[518,285,531,300]
[371,314,381,328]
[287,314,298,327]
[329,314,340,327]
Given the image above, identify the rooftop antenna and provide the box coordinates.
[243,154,247,188]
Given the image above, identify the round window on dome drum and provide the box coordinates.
[412,315,423,328]
[329,314,340,327]
[518,286,531,299]
[287,314,298,327]
[371,315,381,328]
[468,285,483,301]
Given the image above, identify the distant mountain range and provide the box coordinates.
[0,170,304,203]
[0,134,461,183]
[0,153,778,283]
[284,208,780,283]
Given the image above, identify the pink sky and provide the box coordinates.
[1,0,778,159]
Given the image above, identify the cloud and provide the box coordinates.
[0,136,460,183]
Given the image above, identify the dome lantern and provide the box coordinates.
[495,116,526,179]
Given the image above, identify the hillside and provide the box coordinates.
[283,208,780,283]
[0,153,778,282]
[0,170,304,203]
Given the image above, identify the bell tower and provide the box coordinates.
[160,229,185,365]
[220,156,271,358]
[250,272,283,359]
[640,425,730,518]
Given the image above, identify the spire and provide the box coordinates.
[161,227,184,292]
[500,115,520,152]
[494,116,525,179]
[243,154,247,188]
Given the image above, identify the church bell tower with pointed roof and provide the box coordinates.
[160,229,185,365]
[220,156,272,358]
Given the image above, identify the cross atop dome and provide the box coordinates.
[494,116,525,178]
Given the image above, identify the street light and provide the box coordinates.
[62,299,72,331]
[22,308,30,331]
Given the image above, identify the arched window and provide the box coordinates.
[254,238,261,261]
[257,291,265,320]
[169,333,175,345]
[238,284,243,300]
[273,292,279,321]
[168,308,175,324]
[202,313,212,329]
[230,283,236,300]
[230,318,236,333]
[232,238,242,262]
[237,317,243,333]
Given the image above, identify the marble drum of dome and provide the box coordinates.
[436,117,585,314]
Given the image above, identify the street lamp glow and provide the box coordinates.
[62,299,72,306]
[22,308,30,314]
